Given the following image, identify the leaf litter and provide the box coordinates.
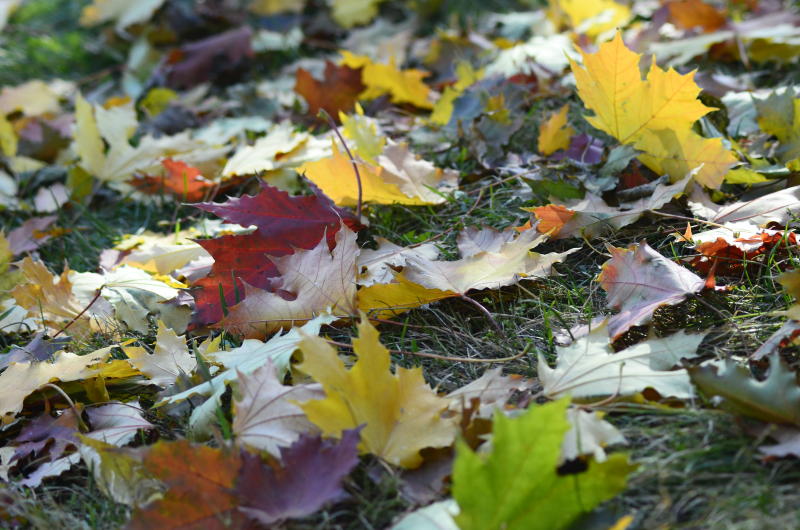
[2,0,800,528]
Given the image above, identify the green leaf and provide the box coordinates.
[452,398,635,530]
[688,353,800,425]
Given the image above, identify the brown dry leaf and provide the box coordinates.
[295,61,365,120]
[11,257,112,336]
[667,0,727,33]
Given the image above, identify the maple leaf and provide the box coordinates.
[562,408,626,463]
[232,361,323,456]
[667,0,727,33]
[295,61,365,120]
[297,316,458,468]
[598,241,705,339]
[190,182,358,326]
[688,184,800,227]
[527,174,692,239]
[11,408,81,463]
[331,0,384,28]
[570,32,737,188]
[130,159,218,202]
[538,104,574,155]
[159,314,335,437]
[217,226,359,338]
[682,222,798,277]
[235,430,361,525]
[356,237,438,287]
[688,353,800,426]
[340,51,433,109]
[123,321,196,387]
[446,368,530,419]
[0,346,132,424]
[299,140,457,206]
[755,85,800,162]
[550,0,632,38]
[402,228,577,294]
[356,271,454,319]
[452,398,635,530]
[12,257,113,336]
[129,440,246,530]
[539,320,704,400]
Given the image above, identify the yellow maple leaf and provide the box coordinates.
[297,140,429,206]
[549,0,631,38]
[340,51,433,109]
[538,104,575,155]
[296,316,458,468]
[340,103,386,163]
[356,272,454,319]
[430,61,483,126]
[570,32,737,188]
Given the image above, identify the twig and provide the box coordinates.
[650,211,730,230]
[53,288,103,338]
[326,339,530,363]
[42,383,88,431]
[460,294,505,337]
[319,109,363,220]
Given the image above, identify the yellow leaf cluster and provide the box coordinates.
[571,32,737,188]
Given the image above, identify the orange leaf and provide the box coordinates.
[130,440,245,530]
[531,204,575,237]
[295,61,365,121]
[667,0,726,33]
[131,159,217,202]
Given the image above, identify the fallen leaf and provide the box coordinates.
[340,51,433,109]
[129,440,245,530]
[130,159,218,202]
[191,182,358,326]
[295,61,365,120]
[452,398,635,529]
[561,408,626,463]
[235,430,361,525]
[667,0,726,33]
[755,89,800,162]
[598,241,705,339]
[527,174,692,239]
[217,226,359,338]
[160,27,254,89]
[0,80,66,116]
[356,237,438,287]
[402,228,577,294]
[7,215,58,255]
[158,314,335,437]
[331,0,384,28]
[550,0,632,38]
[538,104,574,155]
[124,321,196,387]
[232,360,323,457]
[570,32,737,188]
[446,367,530,418]
[297,315,458,468]
[688,353,800,425]
[539,320,705,399]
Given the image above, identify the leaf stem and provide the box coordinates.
[319,109,363,220]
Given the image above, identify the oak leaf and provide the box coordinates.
[570,32,736,188]
[297,316,458,468]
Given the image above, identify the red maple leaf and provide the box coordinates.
[190,183,360,326]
